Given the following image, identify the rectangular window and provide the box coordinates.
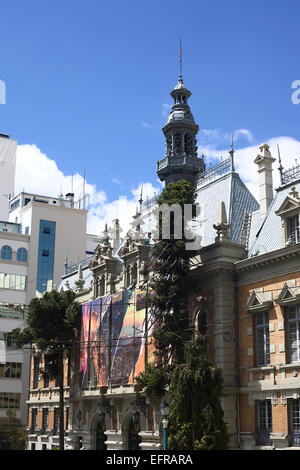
[256,400,272,445]
[290,399,300,446]
[287,305,300,363]
[42,408,49,434]
[255,311,270,366]
[31,408,37,432]
[0,362,22,378]
[0,273,26,291]
[53,408,59,435]
[33,357,40,389]
[0,392,20,409]
[36,220,56,296]
[1,332,21,349]
[287,216,300,244]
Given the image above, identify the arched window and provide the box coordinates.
[17,247,28,262]
[1,245,12,260]
[195,306,208,337]
[132,263,138,283]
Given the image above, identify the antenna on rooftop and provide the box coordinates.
[83,167,86,210]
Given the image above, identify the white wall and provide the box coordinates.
[0,137,17,221]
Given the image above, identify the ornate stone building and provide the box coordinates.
[28,73,298,451]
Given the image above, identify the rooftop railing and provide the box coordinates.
[196,156,232,189]
[282,163,300,185]
[0,221,22,234]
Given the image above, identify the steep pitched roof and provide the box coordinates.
[248,181,300,257]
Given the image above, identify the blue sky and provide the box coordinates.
[1,0,300,233]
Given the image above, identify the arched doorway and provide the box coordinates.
[92,412,107,450]
[127,411,142,450]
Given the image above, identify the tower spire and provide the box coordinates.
[277,144,284,185]
[179,37,183,78]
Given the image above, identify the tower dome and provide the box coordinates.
[157,74,205,186]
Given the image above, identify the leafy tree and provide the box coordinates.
[5,410,28,450]
[11,289,82,450]
[136,179,229,450]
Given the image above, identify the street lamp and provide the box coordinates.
[160,400,169,451]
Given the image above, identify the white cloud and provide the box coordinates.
[14,144,160,237]
[14,136,300,240]
[198,128,254,149]
[141,122,151,128]
[198,136,300,201]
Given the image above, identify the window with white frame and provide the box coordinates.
[255,311,270,366]
[287,304,300,362]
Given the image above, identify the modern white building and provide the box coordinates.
[7,191,96,302]
[0,134,17,221]
[0,136,99,446]
[0,221,30,430]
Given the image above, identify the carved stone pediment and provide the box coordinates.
[275,282,300,306]
[246,290,273,312]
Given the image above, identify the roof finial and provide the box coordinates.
[179,37,183,78]
[229,133,235,172]
[277,144,284,185]
[139,185,143,213]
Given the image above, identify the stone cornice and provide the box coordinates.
[235,244,300,272]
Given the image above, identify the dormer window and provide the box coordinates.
[275,186,300,247]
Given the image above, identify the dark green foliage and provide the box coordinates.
[135,363,167,398]
[11,289,81,450]
[12,289,81,353]
[4,410,27,450]
[136,179,229,450]
[167,336,229,450]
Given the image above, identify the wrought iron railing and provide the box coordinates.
[196,157,232,189]
[282,163,300,185]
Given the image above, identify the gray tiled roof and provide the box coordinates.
[195,172,259,247]
[58,265,93,292]
[248,181,300,257]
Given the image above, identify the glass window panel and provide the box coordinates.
[4,274,10,289]
[288,305,300,362]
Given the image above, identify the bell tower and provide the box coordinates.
[157,71,205,186]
